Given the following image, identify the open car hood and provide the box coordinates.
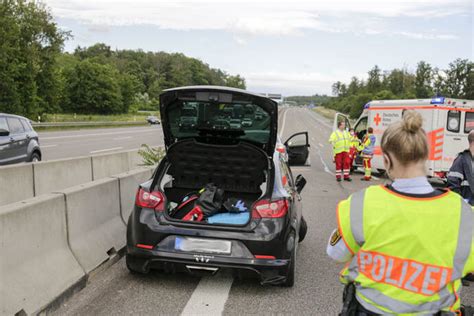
[159,86,278,156]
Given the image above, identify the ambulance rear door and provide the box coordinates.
[366,107,402,173]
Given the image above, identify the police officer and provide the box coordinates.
[327,110,474,315]
[329,120,352,182]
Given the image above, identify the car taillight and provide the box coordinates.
[135,188,165,212]
[252,199,288,218]
[276,145,286,154]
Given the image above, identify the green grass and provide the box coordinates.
[39,112,160,123]
[313,107,338,120]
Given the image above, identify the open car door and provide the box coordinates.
[333,112,351,131]
[284,132,310,166]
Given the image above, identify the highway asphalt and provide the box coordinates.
[37,125,164,161]
[51,108,474,315]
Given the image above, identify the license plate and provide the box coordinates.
[175,237,232,255]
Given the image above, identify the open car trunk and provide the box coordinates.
[160,139,270,226]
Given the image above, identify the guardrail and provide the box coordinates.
[0,148,148,206]
[32,121,148,127]
[0,167,153,315]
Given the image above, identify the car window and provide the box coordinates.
[7,118,25,134]
[20,119,32,132]
[0,117,8,131]
[464,112,474,133]
[166,101,271,145]
[447,110,460,133]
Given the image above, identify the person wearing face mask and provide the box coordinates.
[348,128,360,173]
[327,110,474,315]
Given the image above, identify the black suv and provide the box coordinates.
[0,114,41,165]
[126,86,310,286]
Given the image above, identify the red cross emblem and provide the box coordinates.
[374,113,381,126]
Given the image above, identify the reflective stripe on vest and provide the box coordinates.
[338,186,473,314]
[330,130,350,154]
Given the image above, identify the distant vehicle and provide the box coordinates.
[126,86,310,287]
[335,97,474,178]
[242,118,253,127]
[255,112,264,120]
[0,113,41,165]
[212,118,230,130]
[146,116,160,125]
[229,119,242,129]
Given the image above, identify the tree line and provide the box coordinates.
[285,94,331,106]
[0,0,246,118]
[325,59,473,118]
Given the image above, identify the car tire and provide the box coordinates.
[29,152,41,162]
[282,234,296,287]
[298,216,307,243]
[126,254,149,275]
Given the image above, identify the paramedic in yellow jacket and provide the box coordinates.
[358,127,376,181]
[348,128,360,173]
[329,120,352,182]
[327,110,474,315]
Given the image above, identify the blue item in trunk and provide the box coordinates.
[207,211,250,225]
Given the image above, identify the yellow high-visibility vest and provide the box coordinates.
[329,129,350,154]
[337,185,474,314]
[350,135,360,149]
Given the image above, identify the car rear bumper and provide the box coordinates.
[127,246,290,285]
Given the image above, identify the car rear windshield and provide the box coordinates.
[167,101,271,144]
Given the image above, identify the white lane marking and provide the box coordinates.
[90,147,123,154]
[40,128,159,140]
[113,136,133,140]
[279,108,289,138]
[318,143,324,148]
[307,110,332,129]
[181,273,233,316]
[314,148,334,175]
[41,144,58,148]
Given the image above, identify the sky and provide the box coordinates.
[44,0,473,96]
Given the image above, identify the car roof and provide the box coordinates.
[0,113,29,120]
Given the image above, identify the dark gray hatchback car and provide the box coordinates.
[0,113,41,165]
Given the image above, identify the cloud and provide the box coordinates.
[393,31,459,40]
[242,71,368,95]
[45,0,469,38]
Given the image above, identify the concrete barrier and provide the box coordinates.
[0,194,86,315]
[127,149,143,169]
[111,167,154,223]
[91,151,130,180]
[0,164,34,206]
[33,156,93,196]
[58,178,125,273]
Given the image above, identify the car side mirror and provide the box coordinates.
[295,174,306,194]
[0,129,9,137]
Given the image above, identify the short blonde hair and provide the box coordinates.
[381,110,429,165]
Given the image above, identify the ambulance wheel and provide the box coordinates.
[298,216,307,243]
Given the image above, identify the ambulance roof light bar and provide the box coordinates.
[430,97,445,104]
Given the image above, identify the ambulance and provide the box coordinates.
[334,97,474,178]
